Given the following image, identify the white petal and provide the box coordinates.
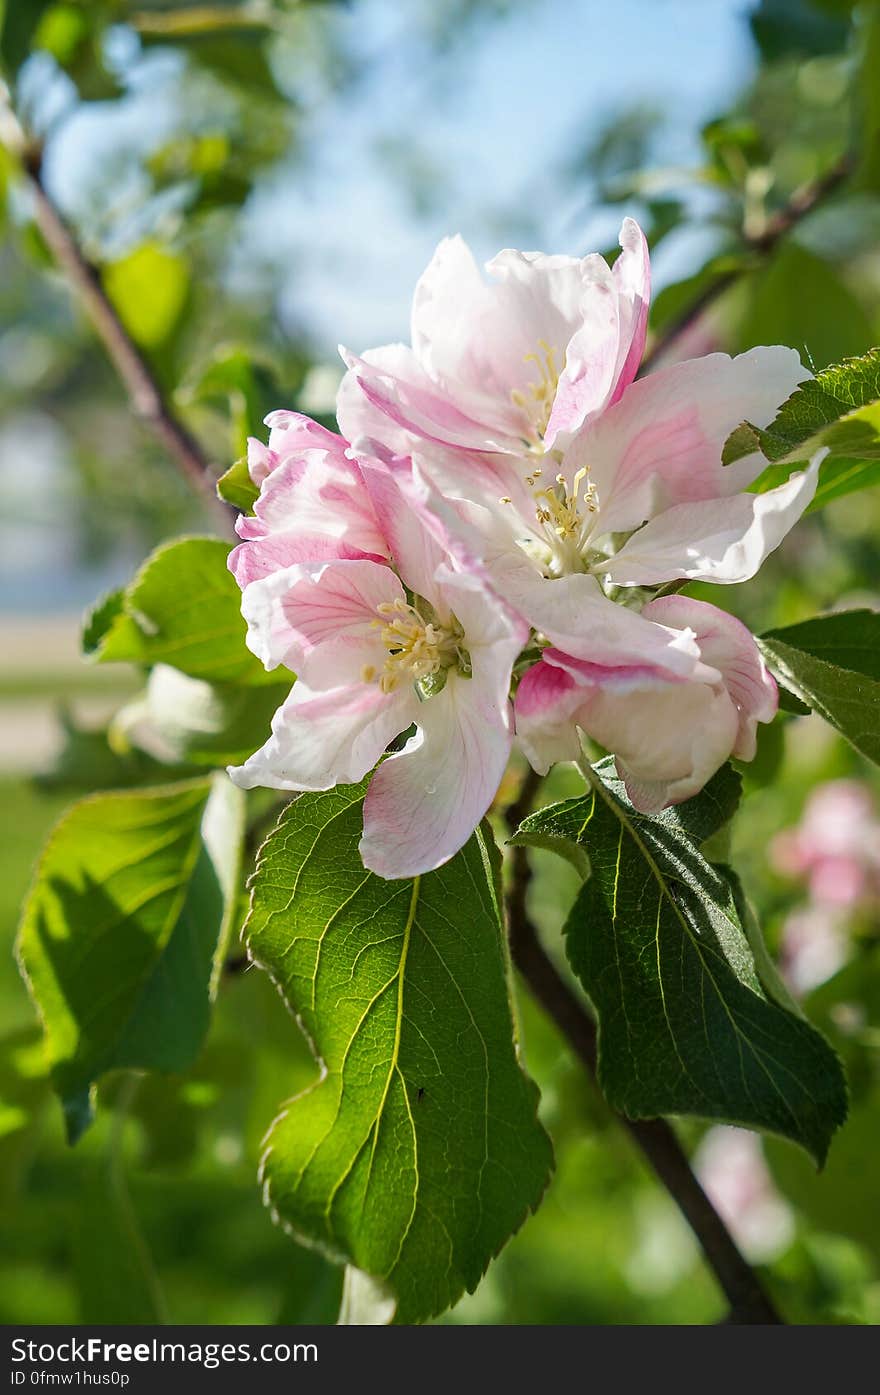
[584,680,741,812]
[642,595,777,759]
[240,559,401,687]
[491,560,701,676]
[360,670,512,879]
[228,681,416,792]
[566,346,810,538]
[602,453,823,587]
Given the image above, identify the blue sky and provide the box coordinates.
[4,0,760,612]
[44,0,758,353]
[241,0,757,349]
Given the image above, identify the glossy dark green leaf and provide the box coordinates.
[517,761,847,1164]
[759,610,880,765]
[246,784,553,1324]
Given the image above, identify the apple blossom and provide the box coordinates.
[229,216,829,838]
[771,782,880,992]
[337,217,650,460]
[227,455,526,879]
[337,220,826,809]
[515,596,778,812]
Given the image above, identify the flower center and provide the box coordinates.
[533,466,597,543]
[500,464,599,578]
[365,598,470,698]
[510,340,561,445]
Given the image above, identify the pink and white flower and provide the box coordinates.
[515,596,778,812]
[227,217,827,846]
[227,458,526,879]
[337,221,823,805]
[694,1127,794,1262]
[337,217,650,461]
[367,345,820,638]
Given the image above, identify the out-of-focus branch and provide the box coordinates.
[502,770,782,1325]
[130,7,274,39]
[639,152,854,375]
[1,104,229,522]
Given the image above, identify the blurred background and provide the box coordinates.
[1,0,879,1324]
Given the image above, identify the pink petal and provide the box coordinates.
[246,436,278,484]
[568,347,809,538]
[544,218,651,446]
[228,680,417,792]
[642,595,777,759]
[239,558,402,686]
[361,671,513,879]
[359,457,453,613]
[602,452,822,587]
[264,409,347,458]
[515,659,584,774]
[240,447,388,561]
[339,344,523,456]
[229,533,379,589]
[609,217,651,402]
[490,560,701,676]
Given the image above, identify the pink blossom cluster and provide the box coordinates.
[772,780,880,992]
[228,219,823,879]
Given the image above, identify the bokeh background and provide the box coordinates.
[2,0,879,1324]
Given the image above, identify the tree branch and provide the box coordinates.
[503,773,782,1325]
[10,129,229,523]
[639,152,854,376]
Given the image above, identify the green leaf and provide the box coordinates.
[246,784,552,1324]
[89,536,280,687]
[181,346,280,460]
[750,350,880,510]
[758,611,880,765]
[102,243,190,350]
[81,588,126,658]
[216,456,259,512]
[16,775,244,1141]
[0,0,54,75]
[518,761,847,1164]
[736,244,874,374]
[750,0,849,61]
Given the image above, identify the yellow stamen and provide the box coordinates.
[510,339,562,444]
[531,463,596,542]
[367,597,466,697]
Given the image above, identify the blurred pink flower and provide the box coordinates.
[779,906,848,996]
[694,1127,794,1262]
[771,781,880,909]
[772,780,880,993]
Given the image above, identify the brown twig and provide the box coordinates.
[15,139,229,523]
[639,152,854,376]
[503,771,782,1325]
